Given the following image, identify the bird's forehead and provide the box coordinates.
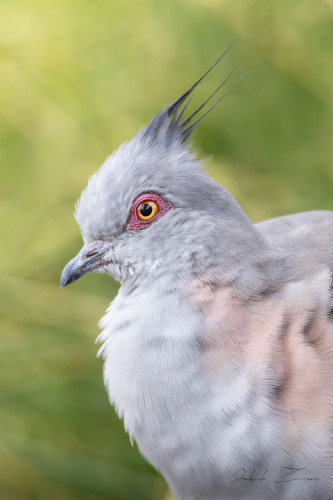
[74,133,194,241]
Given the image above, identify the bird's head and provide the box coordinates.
[61,45,260,290]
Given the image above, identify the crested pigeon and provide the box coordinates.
[60,45,333,500]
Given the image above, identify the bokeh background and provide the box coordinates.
[1,0,333,499]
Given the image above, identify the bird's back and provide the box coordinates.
[256,210,333,279]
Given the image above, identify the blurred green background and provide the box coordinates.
[1,0,333,499]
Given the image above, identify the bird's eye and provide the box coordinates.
[136,200,159,221]
[127,193,172,231]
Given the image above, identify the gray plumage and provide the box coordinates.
[61,48,333,500]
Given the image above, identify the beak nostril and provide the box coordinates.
[85,251,98,258]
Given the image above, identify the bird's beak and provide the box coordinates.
[60,240,112,288]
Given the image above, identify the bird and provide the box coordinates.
[61,42,333,500]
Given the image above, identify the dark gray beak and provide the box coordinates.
[60,240,112,288]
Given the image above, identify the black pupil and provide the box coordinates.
[140,203,153,217]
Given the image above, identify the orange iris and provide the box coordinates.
[136,200,159,221]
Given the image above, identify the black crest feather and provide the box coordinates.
[143,36,247,145]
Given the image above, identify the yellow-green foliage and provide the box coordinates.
[1,1,333,498]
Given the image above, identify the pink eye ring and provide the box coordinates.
[127,193,172,231]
